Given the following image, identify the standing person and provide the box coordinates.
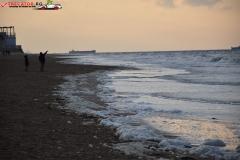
[24,55,29,71]
[2,50,5,55]
[39,50,48,71]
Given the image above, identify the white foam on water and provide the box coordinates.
[56,50,240,159]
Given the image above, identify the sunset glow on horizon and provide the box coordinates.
[1,0,240,53]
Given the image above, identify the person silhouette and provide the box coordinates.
[24,55,29,71]
[39,50,48,71]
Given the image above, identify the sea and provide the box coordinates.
[57,49,240,159]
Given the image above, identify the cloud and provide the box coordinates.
[156,0,175,8]
[156,0,222,8]
[218,5,231,11]
[183,0,222,7]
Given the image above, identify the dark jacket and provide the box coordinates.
[39,51,48,63]
[24,55,29,66]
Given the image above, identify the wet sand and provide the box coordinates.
[0,54,211,160]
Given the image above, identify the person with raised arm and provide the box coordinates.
[39,50,48,72]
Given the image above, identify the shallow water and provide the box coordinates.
[58,50,240,159]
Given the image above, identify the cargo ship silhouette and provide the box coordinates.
[69,49,96,54]
[231,46,240,50]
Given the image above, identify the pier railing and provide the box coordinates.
[0,32,16,37]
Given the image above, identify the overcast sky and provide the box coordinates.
[1,0,240,53]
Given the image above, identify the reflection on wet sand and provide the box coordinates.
[144,116,240,150]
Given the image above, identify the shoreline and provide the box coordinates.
[0,54,141,159]
[0,54,211,160]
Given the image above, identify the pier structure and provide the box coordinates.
[0,26,23,53]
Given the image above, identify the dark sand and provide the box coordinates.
[0,54,211,160]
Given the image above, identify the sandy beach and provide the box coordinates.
[0,54,211,160]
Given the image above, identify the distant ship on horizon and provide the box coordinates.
[231,46,240,50]
[69,49,96,54]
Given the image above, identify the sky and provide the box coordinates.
[0,0,240,53]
